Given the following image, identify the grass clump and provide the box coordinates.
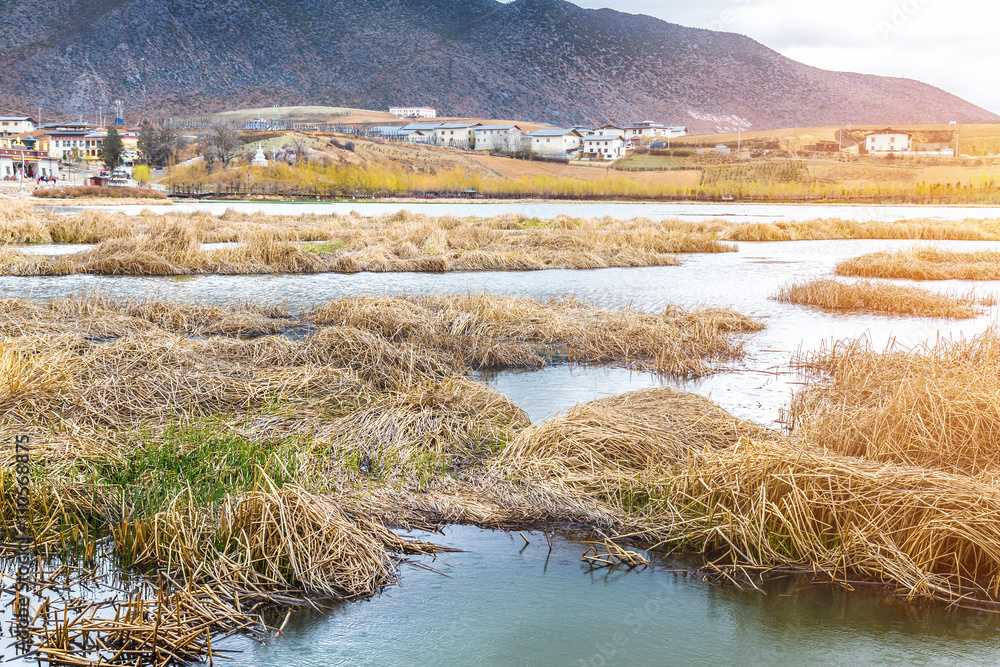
[773,278,990,319]
[499,387,772,515]
[787,329,1000,475]
[660,438,1000,606]
[720,218,1000,242]
[115,478,430,601]
[33,185,168,200]
[836,247,1000,280]
[311,294,763,377]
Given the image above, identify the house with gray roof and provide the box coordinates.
[527,128,585,155]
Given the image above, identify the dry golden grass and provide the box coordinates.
[659,438,1000,606]
[0,210,741,275]
[311,294,763,376]
[720,218,1000,242]
[773,278,990,319]
[837,247,1000,280]
[787,330,1000,476]
[33,185,168,200]
[0,199,50,243]
[498,387,773,511]
[116,479,422,601]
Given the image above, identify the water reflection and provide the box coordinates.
[220,526,1000,667]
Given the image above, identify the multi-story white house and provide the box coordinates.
[0,117,35,136]
[864,128,913,154]
[472,124,523,151]
[583,133,629,160]
[433,123,479,148]
[528,128,585,155]
[621,121,689,140]
[390,106,437,119]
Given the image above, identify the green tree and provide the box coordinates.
[132,164,151,185]
[101,126,125,170]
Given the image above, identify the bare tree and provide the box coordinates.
[138,120,187,167]
[201,123,241,167]
[493,129,527,157]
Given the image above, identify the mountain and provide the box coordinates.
[1,0,996,131]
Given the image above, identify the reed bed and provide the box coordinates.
[32,185,168,200]
[773,278,990,319]
[498,387,774,512]
[657,438,1000,606]
[0,199,50,244]
[0,210,740,276]
[311,293,763,376]
[836,247,1000,281]
[787,329,1000,475]
[718,217,1000,242]
[115,480,432,601]
[32,583,267,666]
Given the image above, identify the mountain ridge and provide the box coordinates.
[1,0,995,132]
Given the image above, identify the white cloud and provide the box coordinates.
[567,0,999,113]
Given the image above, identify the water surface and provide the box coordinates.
[45,200,1000,223]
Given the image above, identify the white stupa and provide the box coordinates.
[251,143,268,167]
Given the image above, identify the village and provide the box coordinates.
[1,103,969,193]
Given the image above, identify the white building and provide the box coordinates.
[473,124,523,151]
[390,106,437,119]
[865,128,913,154]
[583,133,629,160]
[433,123,479,148]
[0,148,61,180]
[399,123,442,143]
[528,128,585,155]
[622,121,688,140]
[0,117,35,136]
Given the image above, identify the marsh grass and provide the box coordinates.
[0,210,738,276]
[787,329,1000,476]
[837,247,1000,280]
[720,218,1000,242]
[498,387,774,514]
[33,185,168,200]
[312,294,763,376]
[659,439,1000,606]
[773,278,991,319]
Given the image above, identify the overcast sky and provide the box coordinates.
[567,0,998,114]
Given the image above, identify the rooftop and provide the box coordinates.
[529,128,581,137]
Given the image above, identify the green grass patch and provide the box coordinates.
[101,418,300,516]
[302,240,346,254]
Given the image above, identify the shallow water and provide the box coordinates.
[216,526,1000,667]
[44,200,1000,223]
[5,233,1000,664]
